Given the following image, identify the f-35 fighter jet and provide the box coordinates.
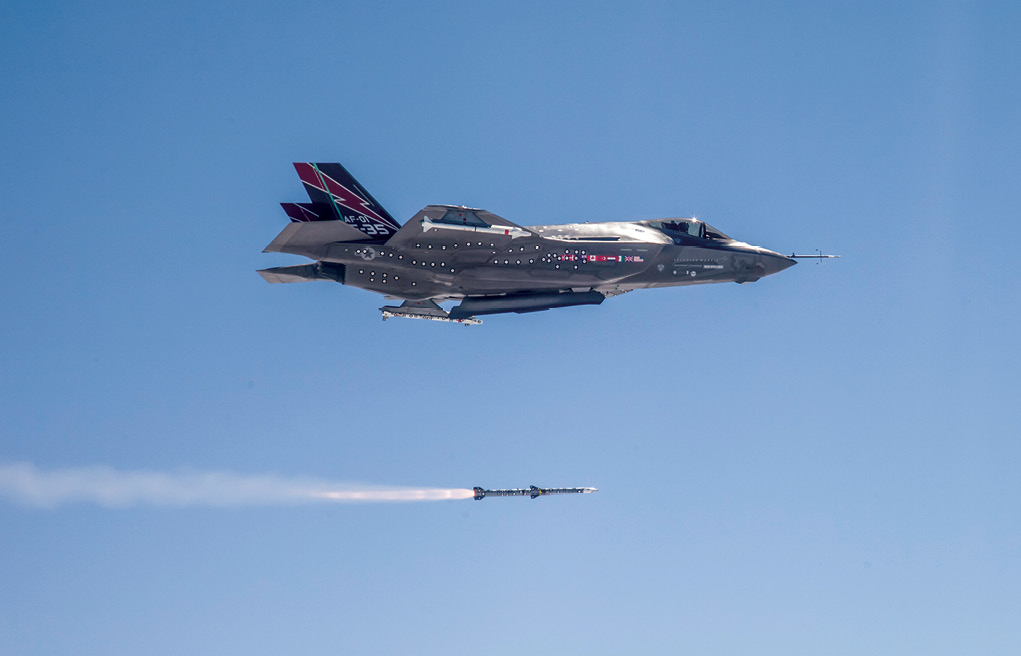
[259,162,803,324]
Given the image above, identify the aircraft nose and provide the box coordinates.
[760,252,797,277]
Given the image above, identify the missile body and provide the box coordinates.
[473,485,597,500]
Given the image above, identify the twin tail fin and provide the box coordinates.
[283,162,401,241]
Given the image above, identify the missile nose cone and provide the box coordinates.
[583,487,598,493]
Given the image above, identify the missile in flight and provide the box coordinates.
[473,485,597,500]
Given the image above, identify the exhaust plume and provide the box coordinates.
[0,462,473,509]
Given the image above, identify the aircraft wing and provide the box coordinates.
[384,205,532,249]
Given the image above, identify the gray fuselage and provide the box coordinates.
[322,209,796,302]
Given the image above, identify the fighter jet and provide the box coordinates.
[259,162,817,323]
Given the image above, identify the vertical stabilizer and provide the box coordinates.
[290,162,401,240]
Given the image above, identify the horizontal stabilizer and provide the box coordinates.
[258,262,346,284]
[263,220,370,259]
[258,264,319,283]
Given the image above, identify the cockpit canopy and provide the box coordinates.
[646,219,731,243]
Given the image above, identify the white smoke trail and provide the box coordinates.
[0,462,474,509]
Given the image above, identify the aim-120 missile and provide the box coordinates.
[473,485,598,500]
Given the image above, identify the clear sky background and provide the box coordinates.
[2,1,1019,654]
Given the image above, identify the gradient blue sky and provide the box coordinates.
[2,2,1019,654]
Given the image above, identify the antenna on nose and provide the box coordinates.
[790,249,840,261]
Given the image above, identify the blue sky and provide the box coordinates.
[1,1,1019,654]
